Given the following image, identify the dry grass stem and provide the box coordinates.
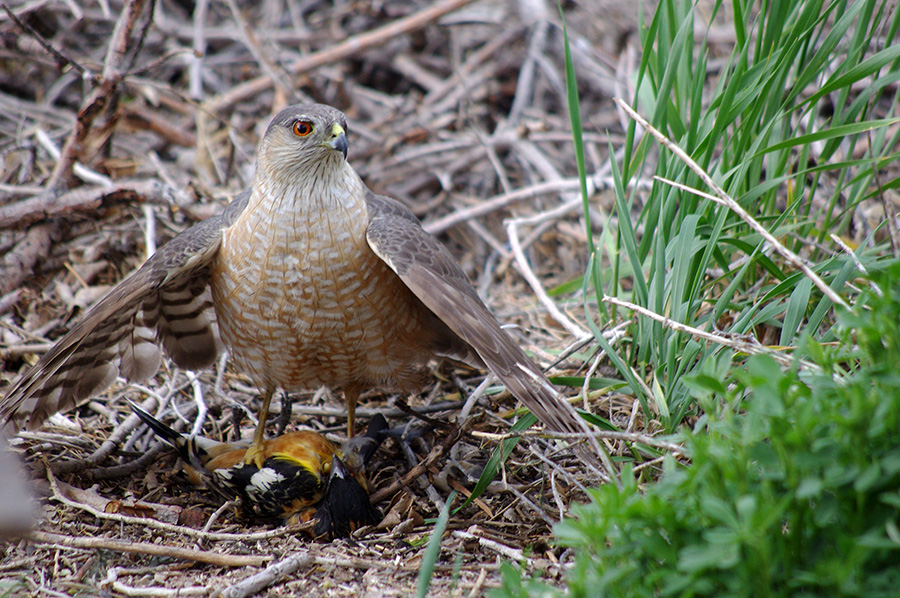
[615,98,851,310]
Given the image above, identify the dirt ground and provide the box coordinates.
[0,0,662,595]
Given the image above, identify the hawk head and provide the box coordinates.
[259,103,350,179]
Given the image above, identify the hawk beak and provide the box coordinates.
[328,123,349,159]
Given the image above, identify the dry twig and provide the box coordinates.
[216,552,314,598]
[205,0,480,113]
[29,531,268,567]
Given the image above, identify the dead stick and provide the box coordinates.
[217,552,314,598]
[0,223,57,296]
[205,0,477,113]
[29,530,269,567]
[370,422,466,504]
[0,4,94,80]
[0,179,181,230]
[49,0,151,189]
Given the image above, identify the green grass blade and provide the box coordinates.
[558,4,593,255]
[456,413,537,511]
[416,490,456,598]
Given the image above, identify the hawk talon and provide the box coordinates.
[275,393,294,436]
[243,443,267,469]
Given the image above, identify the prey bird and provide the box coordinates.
[130,402,385,536]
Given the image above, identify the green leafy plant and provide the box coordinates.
[499,0,900,594]
[500,264,900,596]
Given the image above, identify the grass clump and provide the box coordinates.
[496,0,900,593]
[498,265,900,596]
[586,0,900,430]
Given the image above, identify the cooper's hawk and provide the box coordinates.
[1,104,594,468]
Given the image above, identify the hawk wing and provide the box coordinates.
[1,191,250,431]
[364,191,589,437]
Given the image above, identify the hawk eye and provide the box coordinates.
[292,121,313,137]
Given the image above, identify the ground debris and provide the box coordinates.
[0,0,649,595]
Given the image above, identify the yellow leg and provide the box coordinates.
[244,388,273,467]
[345,389,358,438]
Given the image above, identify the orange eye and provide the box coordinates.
[292,121,313,137]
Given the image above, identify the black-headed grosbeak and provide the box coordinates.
[129,402,385,536]
[313,454,382,539]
